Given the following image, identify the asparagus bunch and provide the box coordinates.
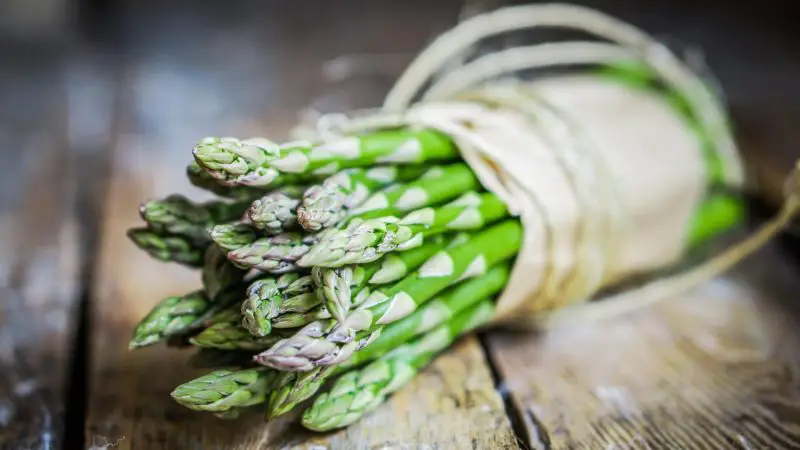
[126,120,743,432]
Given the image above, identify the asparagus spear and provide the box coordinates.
[313,233,458,323]
[139,194,250,244]
[297,165,428,232]
[202,245,247,300]
[127,227,205,267]
[241,274,319,337]
[171,368,278,413]
[193,129,458,187]
[129,290,210,349]
[299,192,508,267]
[186,161,262,199]
[256,221,522,371]
[209,223,258,252]
[227,232,321,274]
[190,323,286,350]
[129,284,250,351]
[346,163,480,219]
[190,306,288,351]
[267,265,509,418]
[301,299,495,431]
[248,192,301,235]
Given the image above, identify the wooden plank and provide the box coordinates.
[485,241,800,449]
[84,2,517,448]
[0,48,79,449]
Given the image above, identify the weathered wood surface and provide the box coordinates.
[0,48,78,450]
[486,239,800,449]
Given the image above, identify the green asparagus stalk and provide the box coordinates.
[129,285,248,350]
[190,306,288,351]
[255,221,521,371]
[241,274,318,337]
[297,165,428,232]
[299,192,508,267]
[301,299,495,431]
[266,264,509,418]
[171,368,278,413]
[192,129,458,187]
[346,163,480,219]
[139,194,250,243]
[186,161,263,199]
[129,290,210,349]
[190,323,285,350]
[202,245,248,300]
[127,227,206,267]
[312,234,459,322]
[227,232,320,274]
[209,223,258,252]
[248,191,301,235]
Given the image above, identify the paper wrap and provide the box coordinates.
[400,76,712,320]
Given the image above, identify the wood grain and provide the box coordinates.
[0,50,78,450]
[83,2,516,449]
[486,240,800,449]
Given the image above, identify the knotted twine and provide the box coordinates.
[293,4,800,329]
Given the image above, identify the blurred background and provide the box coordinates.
[1,0,798,203]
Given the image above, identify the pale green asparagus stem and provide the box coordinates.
[190,306,288,351]
[129,290,210,349]
[193,129,457,187]
[267,265,509,418]
[346,163,480,219]
[186,161,263,199]
[297,165,428,232]
[312,234,459,322]
[255,221,521,371]
[202,245,247,300]
[127,227,205,267]
[301,299,495,431]
[128,286,246,350]
[209,223,258,252]
[139,194,250,244]
[241,274,318,337]
[248,192,301,235]
[227,232,320,273]
[171,368,278,413]
[299,192,508,267]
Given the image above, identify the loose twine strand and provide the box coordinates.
[295,3,800,329]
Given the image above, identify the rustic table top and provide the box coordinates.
[1,1,799,449]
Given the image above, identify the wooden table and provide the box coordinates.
[2,1,800,449]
